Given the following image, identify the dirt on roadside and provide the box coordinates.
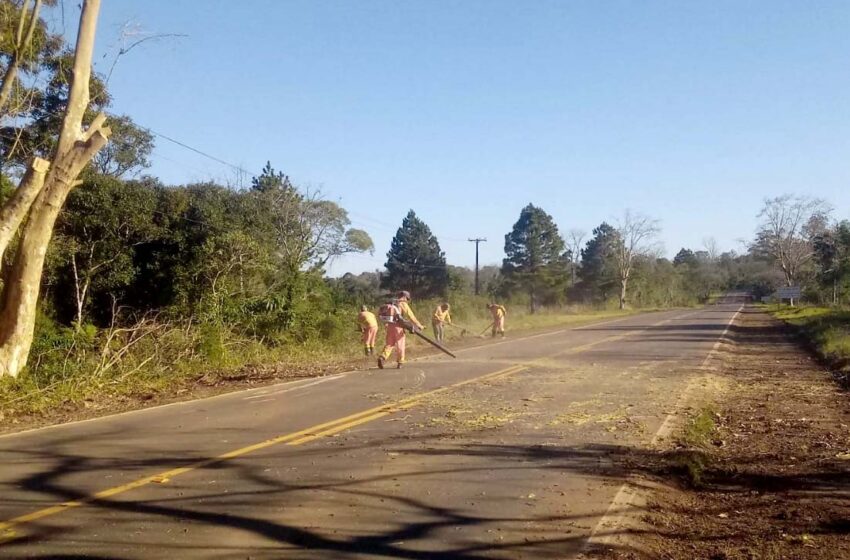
[601,307,850,560]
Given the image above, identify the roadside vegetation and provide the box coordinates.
[675,405,719,488]
[763,305,850,374]
[0,1,844,429]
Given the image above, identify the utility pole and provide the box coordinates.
[468,238,487,296]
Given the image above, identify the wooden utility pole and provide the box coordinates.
[468,238,487,296]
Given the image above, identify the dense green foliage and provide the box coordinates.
[381,210,448,298]
[574,222,619,303]
[500,204,569,312]
[812,221,850,304]
[40,164,375,341]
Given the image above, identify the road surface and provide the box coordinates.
[0,303,743,559]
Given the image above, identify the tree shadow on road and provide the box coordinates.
[2,425,849,559]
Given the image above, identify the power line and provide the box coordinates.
[9,106,483,253]
[144,126,257,178]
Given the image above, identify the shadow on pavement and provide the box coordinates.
[2,304,847,559]
[2,428,849,559]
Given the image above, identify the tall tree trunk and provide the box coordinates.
[619,278,628,310]
[0,0,108,378]
[833,276,838,306]
[70,253,91,329]
[0,157,49,262]
[0,0,43,113]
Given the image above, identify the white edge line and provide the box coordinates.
[243,375,337,399]
[581,303,744,554]
[0,372,348,441]
[0,308,689,441]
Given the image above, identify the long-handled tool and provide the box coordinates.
[446,323,470,336]
[399,320,456,358]
[478,321,495,337]
[412,329,456,358]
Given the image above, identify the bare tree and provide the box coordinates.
[614,210,661,310]
[702,236,719,262]
[754,194,831,305]
[0,0,110,377]
[566,228,586,286]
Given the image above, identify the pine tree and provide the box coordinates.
[502,204,569,312]
[576,222,620,303]
[251,161,293,193]
[381,210,448,298]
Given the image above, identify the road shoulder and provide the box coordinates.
[595,306,850,559]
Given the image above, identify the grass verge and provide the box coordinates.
[760,304,850,373]
[674,405,718,488]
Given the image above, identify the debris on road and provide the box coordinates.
[601,309,850,560]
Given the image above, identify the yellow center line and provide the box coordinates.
[0,364,527,539]
[0,310,696,541]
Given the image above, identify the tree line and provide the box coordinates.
[0,0,834,388]
[373,198,841,313]
[371,204,732,312]
[0,1,382,381]
[750,194,850,305]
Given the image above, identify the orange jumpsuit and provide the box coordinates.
[380,300,422,364]
[357,310,378,354]
[490,305,506,337]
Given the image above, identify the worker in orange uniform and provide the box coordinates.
[487,303,507,337]
[357,304,378,356]
[378,291,423,369]
[432,302,452,342]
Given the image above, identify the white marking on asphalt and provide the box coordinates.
[0,373,347,441]
[649,304,743,443]
[242,375,340,400]
[0,308,696,441]
[581,304,744,555]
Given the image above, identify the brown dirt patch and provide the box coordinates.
[599,307,850,560]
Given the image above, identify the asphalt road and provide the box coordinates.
[0,303,743,559]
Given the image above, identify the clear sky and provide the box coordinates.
[81,0,850,275]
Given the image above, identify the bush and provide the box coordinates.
[199,323,225,365]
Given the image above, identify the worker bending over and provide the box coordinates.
[487,303,507,337]
[357,305,378,356]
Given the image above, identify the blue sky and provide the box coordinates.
[80,1,850,274]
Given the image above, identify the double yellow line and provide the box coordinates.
[0,309,696,542]
[0,363,527,542]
